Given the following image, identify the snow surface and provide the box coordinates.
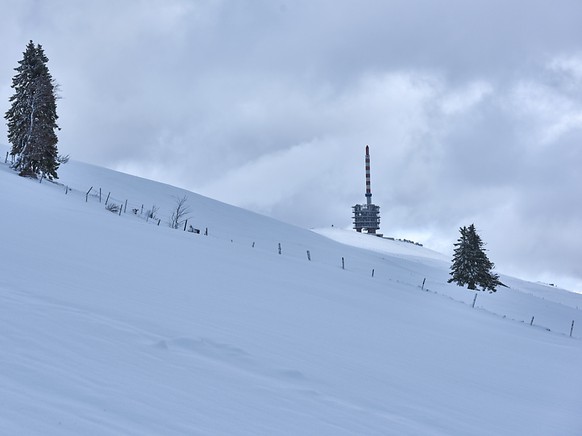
[1,156,581,435]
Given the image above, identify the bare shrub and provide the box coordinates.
[169,195,190,229]
[146,205,159,220]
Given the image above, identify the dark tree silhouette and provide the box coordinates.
[5,41,60,180]
[448,224,501,292]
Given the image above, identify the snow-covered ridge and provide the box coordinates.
[1,155,581,435]
[313,226,449,261]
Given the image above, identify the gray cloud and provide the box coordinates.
[1,0,581,290]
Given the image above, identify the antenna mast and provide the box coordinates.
[352,145,381,234]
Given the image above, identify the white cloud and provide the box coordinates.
[508,79,582,145]
[201,138,340,211]
[440,81,493,115]
[548,53,582,81]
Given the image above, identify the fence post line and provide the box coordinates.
[124,199,128,213]
[530,316,535,326]
[99,188,102,203]
[105,192,111,205]
[341,257,345,270]
[183,219,188,231]
[371,268,375,277]
[306,250,311,261]
[472,293,478,308]
[570,320,575,337]
[278,243,282,255]
[4,152,7,163]
[119,205,122,216]
[421,278,426,290]
[85,186,93,202]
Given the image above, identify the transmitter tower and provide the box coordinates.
[352,145,380,234]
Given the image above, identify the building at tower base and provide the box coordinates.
[352,203,380,233]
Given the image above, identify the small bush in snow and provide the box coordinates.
[106,203,120,213]
[146,205,159,220]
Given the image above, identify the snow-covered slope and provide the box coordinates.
[1,157,581,435]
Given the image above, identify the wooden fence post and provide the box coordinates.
[341,257,345,270]
[306,250,311,261]
[278,243,282,255]
[472,293,478,308]
[421,278,426,290]
[570,320,575,337]
[371,269,375,277]
[530,316,535,326]
[85,186,93,202]
[105,192,111,205]
[183,219,188,231]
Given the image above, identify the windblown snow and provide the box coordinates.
[1,154,581,435]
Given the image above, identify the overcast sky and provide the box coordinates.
[1,0,581,291]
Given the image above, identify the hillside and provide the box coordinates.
[1,157,581,435]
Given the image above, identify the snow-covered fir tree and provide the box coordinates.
[5,41,60,180]
[448,224,501,292]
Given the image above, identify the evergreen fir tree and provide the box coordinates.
[448,224,501,292]
[5,41,60,180]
